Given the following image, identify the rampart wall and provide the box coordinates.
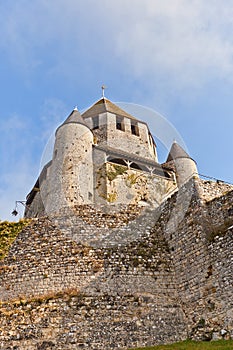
[161,181,233,340]
[0,179,233,349]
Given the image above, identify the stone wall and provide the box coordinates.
[95,162,176,206]
[85,112,157,162]
[0,294,186,350]
[161,181,233,340]
[197,179,233,202]
[0,179,233,349]
[0,205,187,349]
[44,122,94,214]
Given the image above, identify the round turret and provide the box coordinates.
[44,108,94,214]
[166,141,198,188]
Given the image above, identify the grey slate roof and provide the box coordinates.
[166,141,191,162]
[82,98,138,121]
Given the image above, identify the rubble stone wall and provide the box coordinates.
[0,179,233,349]
[161,183,233,340]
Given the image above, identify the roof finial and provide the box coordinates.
[101,85,107,98]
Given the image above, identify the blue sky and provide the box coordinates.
[0,0,233,220]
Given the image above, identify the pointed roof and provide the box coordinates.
[82,98,138,121]
[56,107,89,134]
[166,141,191,162]
[63,107,87,126]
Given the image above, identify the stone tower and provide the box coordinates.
[82,98,158,162]
[25,97,198,217]
[41,108,94,214]
[166,141,198,187]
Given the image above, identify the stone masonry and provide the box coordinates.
[0,178,233,349]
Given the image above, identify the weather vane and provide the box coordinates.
[101,85,107,98]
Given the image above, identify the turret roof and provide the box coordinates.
[82,98,138,121]
[62,107,87,126]
[56,107,89,134]
[166,141,191,162]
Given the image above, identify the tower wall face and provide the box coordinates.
[44,123,93,214]
[84,112,158,162]
[174,158,198,187]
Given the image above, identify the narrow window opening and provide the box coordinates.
[116,116,125,131]
[131,121,139,136]
[92,116,99,130]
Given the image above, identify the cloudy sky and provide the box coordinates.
[0,0,233,220]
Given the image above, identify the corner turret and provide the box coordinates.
[44,107,94,214]
[166,141,198,187]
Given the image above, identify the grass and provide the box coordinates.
[0,219,30,260]
[129,340,233,350]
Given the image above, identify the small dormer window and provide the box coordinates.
[131,121,139,136]
[92,116,99,130]
[116,116,125,131]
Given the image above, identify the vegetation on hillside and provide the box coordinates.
[129,340,233,350]
[0,220,30,260]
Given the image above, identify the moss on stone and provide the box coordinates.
[106,164,127,182]
[0,219,30,260]
[107,192,117,203]
[126,173,140,187]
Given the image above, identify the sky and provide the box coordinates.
[0,0,233,220]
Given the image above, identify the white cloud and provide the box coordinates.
[114,0,233,88]
[0,96,71,221]
[39,98,69,140]
[0,0,233,222]
[1,0,233,90]
[0,114,25,131]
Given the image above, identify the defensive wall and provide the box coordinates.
[0,179,232,349]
